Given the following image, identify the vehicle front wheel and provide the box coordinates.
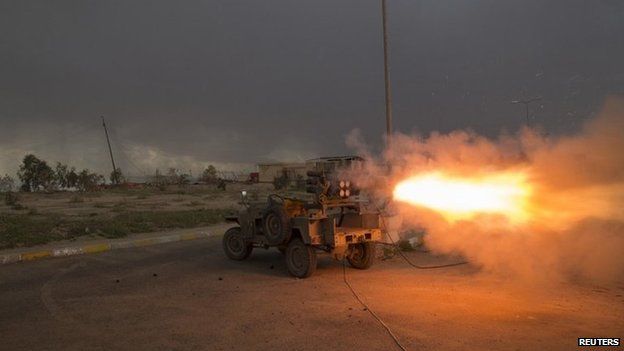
[347,242,375,269]
[222,227,252,260]
[285,238,317,278]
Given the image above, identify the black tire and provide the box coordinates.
[262,206,291,246]
[222,227,252,260]
[347,242,375,269]
[285,238,317,278]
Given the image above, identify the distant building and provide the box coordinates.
[257,162,310,183]
[305,155,365,173]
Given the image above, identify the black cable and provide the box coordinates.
[377,242,430,253]
[342,259,407,351]
[383,226,468,269]
[339,206,468,351]
[379,212,468,269]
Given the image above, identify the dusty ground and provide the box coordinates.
[1,232,622,351]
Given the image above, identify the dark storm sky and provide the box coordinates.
[1,0,623,176]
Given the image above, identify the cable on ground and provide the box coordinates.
[342,259,407,351]
[341,205,469,350]
[378,211,468,269]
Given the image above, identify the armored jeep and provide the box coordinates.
[222,165,382,278]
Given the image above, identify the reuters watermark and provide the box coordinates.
[578,338,620,347]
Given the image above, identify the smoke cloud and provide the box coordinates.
[350,97,624,285]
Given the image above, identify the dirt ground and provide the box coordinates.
[1,231,622,351]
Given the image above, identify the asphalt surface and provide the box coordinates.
[1,235,622,351]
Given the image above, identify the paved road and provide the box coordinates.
[1,235,623,351]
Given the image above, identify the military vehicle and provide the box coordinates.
[223,157,382,278]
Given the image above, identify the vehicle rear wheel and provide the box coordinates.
[347,242,375,269]
[222,227,252,260]
[285,238,317,278]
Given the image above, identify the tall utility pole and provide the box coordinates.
[101,116,118,184]
[511,97,542,126]
[381,0,393,146]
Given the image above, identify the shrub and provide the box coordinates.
[17,154,55,191]
[0,174,15,192]
[199,165,219,184]
[76,169,104,191]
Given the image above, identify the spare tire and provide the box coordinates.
[262,205,291,246]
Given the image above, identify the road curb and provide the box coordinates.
[0,231,212,265]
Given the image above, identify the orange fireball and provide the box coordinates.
[393,171,531,222]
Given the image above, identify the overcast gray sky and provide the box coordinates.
[1,0,623,177]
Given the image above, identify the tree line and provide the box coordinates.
[0,154,118,192]
[0,154,223,193]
